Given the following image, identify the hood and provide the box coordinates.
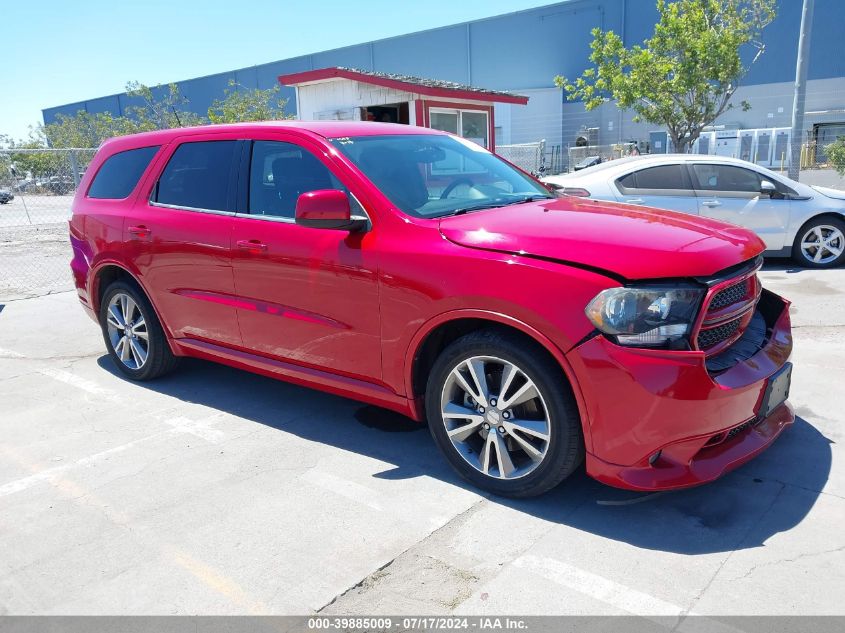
[811,185,845,201]
[438,197,765,280]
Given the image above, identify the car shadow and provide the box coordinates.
[97,355,832,556]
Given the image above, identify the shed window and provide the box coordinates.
[429,108,489,149]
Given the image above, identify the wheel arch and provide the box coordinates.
[405,310,592,450]
[793,211,845,236]
[90,262,177,352]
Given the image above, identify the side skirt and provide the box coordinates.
[172,338,419,420]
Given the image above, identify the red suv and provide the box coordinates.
[69,122,794,497]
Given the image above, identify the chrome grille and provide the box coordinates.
[697,316,742,350]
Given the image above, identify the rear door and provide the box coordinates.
[689,162,790,250]
[229,134,382,381]
[612,164,700,214]
[126,135,242,347]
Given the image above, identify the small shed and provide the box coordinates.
[278,67,529,152]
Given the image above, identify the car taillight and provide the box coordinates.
[562,187,591,197]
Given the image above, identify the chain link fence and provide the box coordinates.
[496,140,547,176]
[566,143,643,172]
[0,148,97,300]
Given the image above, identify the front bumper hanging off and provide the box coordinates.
[567,289,794,491]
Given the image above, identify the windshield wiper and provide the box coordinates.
[433,203,511,218]
[432,195,555,219]
[509,194,555,204]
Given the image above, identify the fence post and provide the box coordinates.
[69,150,81,189]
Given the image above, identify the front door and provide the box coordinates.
[690,163,790,251]
[230,137,382,382]
[127,137,242,347]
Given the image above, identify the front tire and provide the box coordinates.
[792,217,845,268]
[99,280,178,380]
[425,329,584,498]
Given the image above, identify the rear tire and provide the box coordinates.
[791,217,845,269]
[99,280,178,381]
[425,329,584,498]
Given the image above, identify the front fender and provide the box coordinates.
[402,308,593,451]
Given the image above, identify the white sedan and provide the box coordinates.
[542,154,845,268]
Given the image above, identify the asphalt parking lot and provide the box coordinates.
[0,263,843,616]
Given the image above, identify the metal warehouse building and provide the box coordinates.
[43,0,845,162]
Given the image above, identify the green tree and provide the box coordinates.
[43,111,149,148]
[826,137,845,176]
[124,81,204,130]
[3,78,291,166]
[3,128,65,179]
[207,80,292,124]
[555,0,776,153]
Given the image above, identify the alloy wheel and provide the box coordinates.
[106,292,149,370]
[800,224,844,265]
[440,355,552,480]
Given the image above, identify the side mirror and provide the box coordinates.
[760,180,778,197]
[295,190,367,231]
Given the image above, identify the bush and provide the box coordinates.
[826,137,845,175]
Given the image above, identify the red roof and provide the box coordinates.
[278,67,529,105]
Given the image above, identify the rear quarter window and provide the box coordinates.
[616,172,637,189]
[87,146,160,199]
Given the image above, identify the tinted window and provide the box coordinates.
[88,146,159,199]
[631,165,688,190]
[249,141,345,218]
[155,141,237,211]
[616,172,637,189]
[692,164,760,193]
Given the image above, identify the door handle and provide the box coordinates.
[236,239,268,253]
[701,200,721,207]
[128,225,151,239]
[626,198,644,204]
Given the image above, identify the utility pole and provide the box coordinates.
[789,0,815,181]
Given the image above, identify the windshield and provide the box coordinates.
[329,134,552,218]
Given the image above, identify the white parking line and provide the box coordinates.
[510,554,746,633]
[162,415,228,445]
[513,554,685,616]
[301,469,384,512]
[0,430,172,498]
[0,410,234,499]
[39,367,121,402]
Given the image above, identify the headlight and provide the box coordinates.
[585,286,704,347]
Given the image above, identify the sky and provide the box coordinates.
[0,0,556,140]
